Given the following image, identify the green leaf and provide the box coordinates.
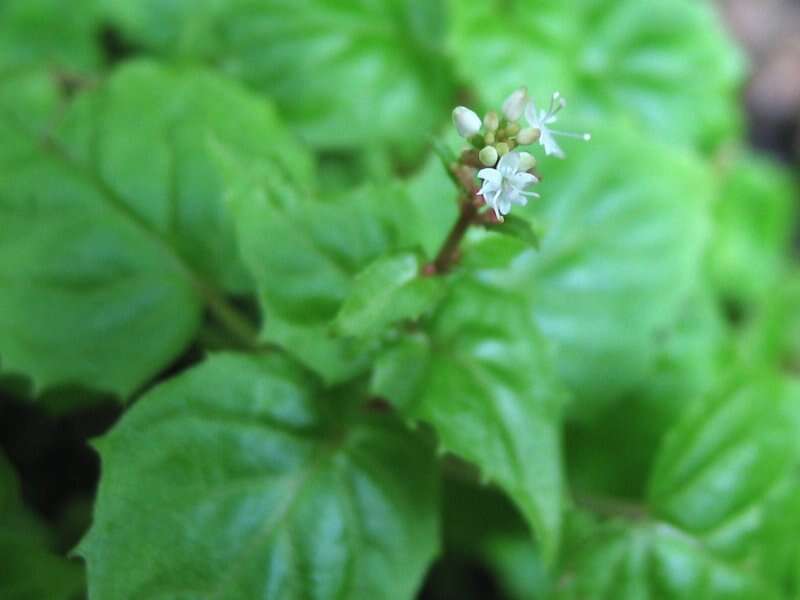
[0,60,305,397]
[649,376,800,581]
[483,533,550,600]
[744,274,800,373]
[566,289,731,499]
[79,353,440,600]
[334,252,444,338]
[709,152,797,310]
[372,237,567,561]
[488,214,541,249]
[552,520,780,600]
[482,122,711,410]
[450,0,744,149]
[219,145,422,383]
[0,454,84,600]
[0,0,101,72]
[404,152,460,259]
[102,0,455,154]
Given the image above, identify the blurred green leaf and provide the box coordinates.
[79,353,440,600]
[0,60,307,397]
[0,454,84,600]
[565,288,733,500]
[710,152,798,311]
[334,252,444,338]
[373,236,567,561]
[744,274,800,374]
[476,123,712,411]
[0,0,101,72]
[649,376,800,584]
[483,533,549,600]
[450,0,745,149]
[101,0,455,154]
[404,152,461,259]
[552,519,780,599]
[530,129,712,408]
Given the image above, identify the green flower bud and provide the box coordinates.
[517,127,541,145]
[495,142,510,156]
[518,151,537,171]
[479,145,499,166]
[483,111,500,132]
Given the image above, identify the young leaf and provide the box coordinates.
[0,454,85,600]
[0,60,305,397]
[553,520,780,599]
[372,236,567,561]
[334,252,444,338]
[101,0,455,154]
[218,146,423,383]
[487,214,541,249]
[78,353,440,600]
[450,0,744,149]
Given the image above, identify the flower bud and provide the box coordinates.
[517,127,541,145]
[483,111,500,132]
[479,145,498,166]
[502,87,528,121]
[452,106,482,138]
[495,142,510,156]
[518,151,537,171]
[484,131,495,144]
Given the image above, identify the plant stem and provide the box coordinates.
[430,195,479,273]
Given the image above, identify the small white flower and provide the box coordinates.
[477,152,540,220]
[524,92,591,158]
[502,87,528,121]
[452,106,482,138]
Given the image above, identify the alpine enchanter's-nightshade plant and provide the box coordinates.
[432,87,589,272]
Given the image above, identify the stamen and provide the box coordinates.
[546,92,566,119]
[548,129,591,141]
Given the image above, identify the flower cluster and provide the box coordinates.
[451,87,590,220]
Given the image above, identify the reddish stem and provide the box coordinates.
[430,195,479,274]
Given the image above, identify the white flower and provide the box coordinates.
[524,92,591,158]
[502,87,528,121]
[477,152,539,220]
[452,106,482,138]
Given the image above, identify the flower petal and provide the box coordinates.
[477,168,502,187]
[497,151,520,176]
[498,195,512,215]
[511,195,529,207]
[540,131,564,158]
[524,100,541,128]
[510,172,538,189]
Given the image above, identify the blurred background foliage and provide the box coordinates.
[0,0,798,598]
